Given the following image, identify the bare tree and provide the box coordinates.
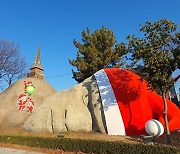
[0,40,27,91]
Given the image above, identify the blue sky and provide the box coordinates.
[0,0,180,92]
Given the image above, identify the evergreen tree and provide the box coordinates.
[173,32,180,69]
[127,19,180,144]
[69,26,127,83]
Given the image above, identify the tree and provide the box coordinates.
[0,40,27,91]
[173,32,180,69]
[127,19,180,144]
[69,26,127,83]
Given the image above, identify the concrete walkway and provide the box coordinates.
[0,147,45,154]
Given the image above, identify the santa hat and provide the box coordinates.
[24,81,33,86]
[27,81,33,85]
[18,93,26,99]
[94,68,151,136]
[94,68,180,136]
[18,93,28,103]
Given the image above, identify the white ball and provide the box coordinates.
[145,119,164,137]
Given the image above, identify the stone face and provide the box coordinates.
[23,77,97,133]
[0,75,107,133]
[88,77,107,133]
[0,77,56,127]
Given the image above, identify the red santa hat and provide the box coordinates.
[27,81,33,85]
[24,81,33,86]
[18,93,26,99]
[94,68,180,136]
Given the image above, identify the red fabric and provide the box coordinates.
[104,68,180,135]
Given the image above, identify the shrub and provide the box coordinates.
[0,135,179,154]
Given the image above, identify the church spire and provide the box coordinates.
[31,42,43,71]
[27,43,44,79]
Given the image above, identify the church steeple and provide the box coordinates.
[31,43,43,71]
[27,43,44,79]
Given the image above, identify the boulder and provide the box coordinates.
[0,77,56,127]
[23,76,106,133]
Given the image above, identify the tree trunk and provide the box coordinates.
[162,91,171,144]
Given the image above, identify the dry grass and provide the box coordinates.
[0,127,179,153]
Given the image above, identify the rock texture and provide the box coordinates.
[0,77,56,128]
[23,76,107,133]
[0,75,107,133]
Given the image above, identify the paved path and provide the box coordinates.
[0,147,45,154]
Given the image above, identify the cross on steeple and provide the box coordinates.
[27,43,44,79]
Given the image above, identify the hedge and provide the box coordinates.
[0,135,179,154]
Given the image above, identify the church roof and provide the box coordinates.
[30,43,44,71]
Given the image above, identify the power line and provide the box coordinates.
[46,73,72,79]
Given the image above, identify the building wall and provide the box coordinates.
[27,68,44,79]
[170,80,180,108]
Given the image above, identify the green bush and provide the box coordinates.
[0,135,179,154]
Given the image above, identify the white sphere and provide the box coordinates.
[145,119,164,137]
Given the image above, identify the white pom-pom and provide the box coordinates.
[145,119,164,137]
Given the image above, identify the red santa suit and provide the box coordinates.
[27,99,34,113]
[94,68,180,135]
[17,94,29,111]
